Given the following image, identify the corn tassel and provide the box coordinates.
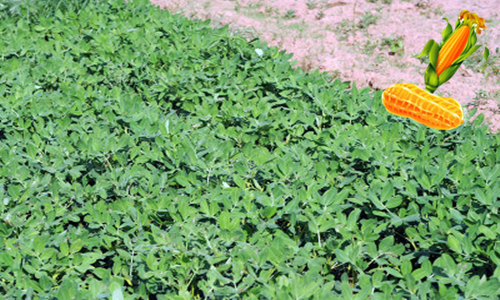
[435,25,470,77]
[382,83,463,130]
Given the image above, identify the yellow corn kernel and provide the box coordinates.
[436,25,470,77]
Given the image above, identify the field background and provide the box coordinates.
[3,0,500,298]
[153,0,500,132]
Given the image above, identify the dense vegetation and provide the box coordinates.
[1,0,500,298]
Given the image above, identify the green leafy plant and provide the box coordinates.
[316,10,325,20]
[367,0,393,4]
[307,0,319,9]
[357,11,379,29]
[0,0,90,22]
[1,0,500,299]
[381,36,405,55]
[284,9,296,20]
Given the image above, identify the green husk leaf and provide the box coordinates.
[429,41,441,70]
[453,45,482,65]
[437,64,461,86]
[424,64,438,93]
[415,39,434,58]
[454,18,461,30]
[466,29,477,50]
[442,18,453,43]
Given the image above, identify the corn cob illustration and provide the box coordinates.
[382,83,463,130]
[381,10,490,131]
[416,10,489,93]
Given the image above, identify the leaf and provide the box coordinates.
[70,239,84,254]
[340,278,353,296]
[447,235,461,253]
[385,267,403,278]
[415,169,432,190]
[233,174,246,190]
[467,29,477,49]
[261,206,277,219]
[437,64,460,87]
[386,197,402,209]
[422,260,432,276]
[335,249,350,263]
[218,211,231,230]
[453,45,482,65]
[112,287,124,300]
[441,18,453,43]
[60,242,69,257]
[478,278,500,296]
[429,41,441,70]
[0,252,14,266]
[401,259,413,276]
[424,64,438,93]
[379,236,394,252]
[380,183,394,202]
[479,225,497,240]
[34,25,46,32]
[484,47,490,60]
[415,39,435,58]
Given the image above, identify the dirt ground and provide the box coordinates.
[150,0,500,133]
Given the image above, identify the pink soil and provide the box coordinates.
[150,0,500,133]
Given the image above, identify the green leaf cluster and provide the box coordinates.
[1,0,500,299]
[416,17,490,93]
[0,0,90,23]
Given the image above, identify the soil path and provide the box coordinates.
[151,0,500,133]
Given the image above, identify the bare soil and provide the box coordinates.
[151,0,500,133]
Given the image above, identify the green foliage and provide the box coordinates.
[381,36,404,55]
[1,0,500,298]
[284,9,296,20]
[0,0,90,22]
[366,0,393,4]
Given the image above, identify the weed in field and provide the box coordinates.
[264,5,279,17]
[307,0,319,9]
[284,9,296,20]
[415,1,444,18]
[299,54,315,71]
[357,11,379,29]
[334,19,355,41]
[381,36,405,56]
[248,0,263,9]
[333,11,380,41]
[366,0,393,4]
[285,20,309,37]
[415,0,430,9]
[468,88,500,115]
[316,10,325,20]
[362,38,378,56]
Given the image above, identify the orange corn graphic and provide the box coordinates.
[435,25,470,77]
[382,83,463,130]
[416,10,489,93]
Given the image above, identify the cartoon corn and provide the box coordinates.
[416,10,489,93]
[382,10,490,130]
